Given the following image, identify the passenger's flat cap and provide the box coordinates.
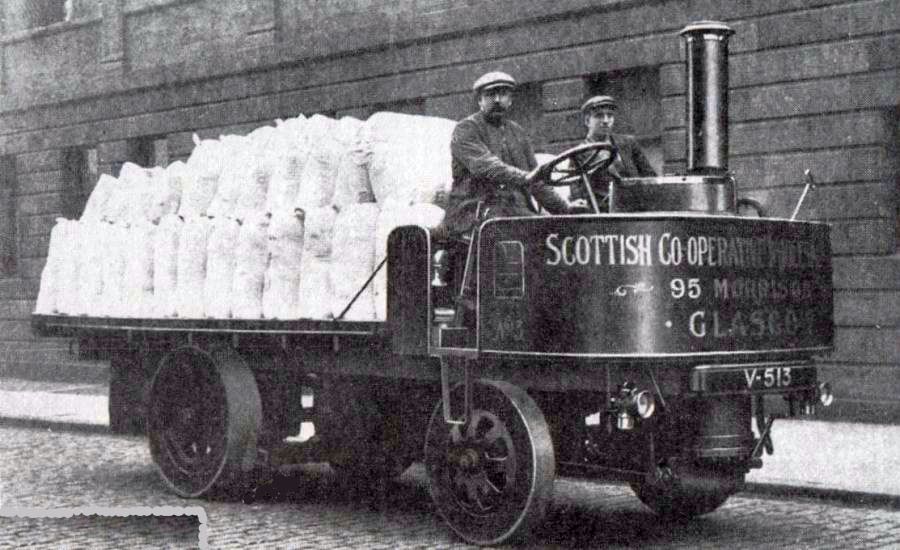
[473,71,517,92]
[581,95,618,113]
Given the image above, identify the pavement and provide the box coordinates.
[1,376,899,507]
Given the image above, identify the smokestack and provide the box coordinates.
[680,21,734,175]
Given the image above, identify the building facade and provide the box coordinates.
[1,0,897,421]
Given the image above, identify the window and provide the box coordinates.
[26,0,69,28]
[128,135,168,167]
[494,240,525,299]
[1,1,77,33]
[61,146,97,220]
[587,66,663,175]
[0,156,17,276]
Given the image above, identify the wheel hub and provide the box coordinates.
[176,407,195,425]
[453,447,482,472]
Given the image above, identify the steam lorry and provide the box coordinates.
[32,21,834,546]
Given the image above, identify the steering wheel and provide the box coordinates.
[534,142,618,214]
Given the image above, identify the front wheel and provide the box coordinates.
[425,379,555,546]
[630,465,743,519]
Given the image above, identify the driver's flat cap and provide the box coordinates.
[581,95,618,113]
[473,71,517,93]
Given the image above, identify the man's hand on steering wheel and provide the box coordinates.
[525,162,552,185]
[527,142,618,214]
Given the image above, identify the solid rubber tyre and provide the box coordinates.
[425,379,555,546]
[147,345,262,498]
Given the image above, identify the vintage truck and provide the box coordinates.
[32,21,833,546]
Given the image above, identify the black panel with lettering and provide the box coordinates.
[477,216,833,357]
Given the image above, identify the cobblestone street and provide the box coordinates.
[1,424,898,548]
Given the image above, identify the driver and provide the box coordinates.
[442,71,575,238]
[436,71,574,324]
[570,95,657,205]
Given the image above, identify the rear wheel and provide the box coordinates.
[425,379,555,546]
[147,345,262,498]
[630,464,742,519]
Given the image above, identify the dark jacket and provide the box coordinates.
[569,133,657,203]
[444,112,568,236]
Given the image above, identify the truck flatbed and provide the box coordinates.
[31,313,386,339]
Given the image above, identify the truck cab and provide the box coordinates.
[381,21,835,546]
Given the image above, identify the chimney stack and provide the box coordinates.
[680,21,734,175]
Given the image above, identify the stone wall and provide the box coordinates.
[0,0,897,420]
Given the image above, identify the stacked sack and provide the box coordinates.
[295,205,339,319]
[362,112,456,205]
[331,203,379,321]
[35,110,454,322]
[262,209,305,319]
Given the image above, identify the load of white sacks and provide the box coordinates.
[34,112,453,321]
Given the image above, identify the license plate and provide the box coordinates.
[691,364,817,394]
[743,366,798,390]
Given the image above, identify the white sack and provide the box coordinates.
[122,221,156,318]
[103,171,135,225]
[119,162,157,224]
[294,115,340,209]
[206,134,249,219]
[175,216,212,318]
[146,162,186,224]
[372,200,445,320]
[231,213,270,319]
[296,206,339,320]
[152,214,182,318]
[34,218,70,314]
[237,151,275,222]
[265,119,309,214]
[77,220,106,317]
[330,203,379,321]
[54,220,83,315]
[362,112,456,205]
[179,135,223,218]
[363,111,454,144]
[263,209,305,319]
[204,216,241,319]
[247,124,279,146]
[99,222,128,317]
[80,174,118,223]
[331,116,373,207]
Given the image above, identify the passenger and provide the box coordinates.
[570,95,657,207]
[441,71,575,239]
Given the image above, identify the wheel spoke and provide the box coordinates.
[542,143,617,188]
[463,479,486,511]
[482,475,502,496]
[484,453,508,464]
[482,422,505,445]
